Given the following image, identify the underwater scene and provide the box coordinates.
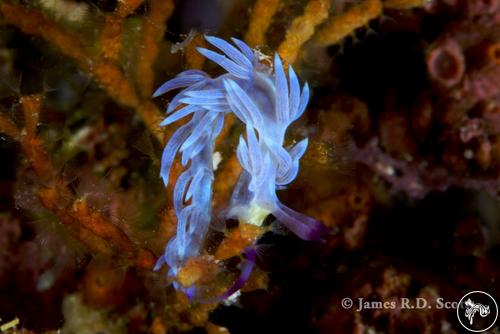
[0,0,499,333]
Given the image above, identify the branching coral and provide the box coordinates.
[277,0,331,64]
[313,0,383,47]
[355,139,500,198]
[245,0,281,47]
[0,112,20,140]
[383,0,430,9]
[100,0,144,61]
[153,36,327,295]
[0,94,156,269]
[136,0,174,98]
[0,2,165,142]
[0,0,497,332]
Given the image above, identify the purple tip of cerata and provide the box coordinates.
[273,201,329,242]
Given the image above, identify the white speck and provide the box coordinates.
[375,162,395,176]
[222,290,241,306]
[37,271,55,291]
[171,30,197,54]
[39,0,89,23]
[464,149,474,159]
[212,151,222,170]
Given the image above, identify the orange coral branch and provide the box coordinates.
[277,0,331,65]
[245,0,281,47]
[383,0,428,9]
[0,3,89,64]
[20,94,42,135]
[71,198,136,254]
[92,61,141,107]
[20,94,55,181]
[0,112,20,140]
[73,225,116,255]
[136,0,174,99]
[0,3,164,142]
[22,135,56,183]
[211,114,239,210]
[314,0,383,47]
[215,224,264,260]
[38,184,157,267]
[116,0,144,18]
[17,94,155,269]
[185,33,208,70]
[38,174,156,269]
[213,154,242,211]
[100,16,125,61]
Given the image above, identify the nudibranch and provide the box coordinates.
[153,36,328,297]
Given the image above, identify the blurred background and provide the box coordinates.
[0,0,499,333]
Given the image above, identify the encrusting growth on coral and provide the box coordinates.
[382,0,430,9]
[0,2,164,142]
[20,94,55,182]
[100,0,144,61]
[245,0,281,47]
[277,0,331,65]
[355,139,500,198]
[184,33,209,70]
[0,112,20,140]
[136,0,174,98]
[0,93,156,270]
[313,0,383,47]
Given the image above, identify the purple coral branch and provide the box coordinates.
[354,139,500,198]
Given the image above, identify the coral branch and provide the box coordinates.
[116,0,144,18]
[0,112,20,140]
[17,95,155,269]
[39,187,115,257]
[213,154,242,211]
[71,198,136,254]
[244,0,281,47]
[20,94,55,182]
[92,62,140,107]
[38,185,157,269]
[185,33,208,70]
[101,0,145,60]
[100,16,126,61]
[22,133,56,183]
[136,0,174,99]
[0,3,89,64]
[277,0,330,64]
[314,0,383,47]
[21,94,42,135]
[383,0,429,9]
[355,139,500,198]
[0,3,164,142]
[214,225,263,260]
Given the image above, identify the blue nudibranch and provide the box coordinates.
[153,36,327,294]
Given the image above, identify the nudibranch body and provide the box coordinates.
[153,36,327,295]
